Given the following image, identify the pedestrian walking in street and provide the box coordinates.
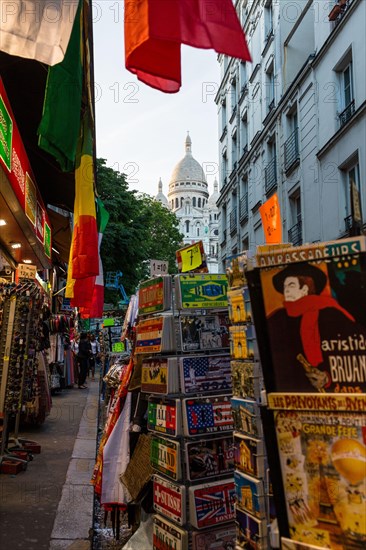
[77,332,92,389]
[89,333,101,381]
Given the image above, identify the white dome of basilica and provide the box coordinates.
[207,178,219,208]
[169,133,207,187]
[155,177,169,206]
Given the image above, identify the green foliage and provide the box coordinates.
[96,159,183,303]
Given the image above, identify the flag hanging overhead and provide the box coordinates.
[37,0,83,172]
[125,0,252,93]
[65,112,99,305]
[0,0,80,66]
[79,199,110,318]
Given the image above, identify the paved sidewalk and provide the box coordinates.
[0,378,99,550]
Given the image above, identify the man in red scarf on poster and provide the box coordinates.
[265,262,366,393]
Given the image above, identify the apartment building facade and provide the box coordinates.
[216,0,366,269]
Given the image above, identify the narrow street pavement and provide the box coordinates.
[0,377,99,550]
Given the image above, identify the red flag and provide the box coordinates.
[125,0,251,93]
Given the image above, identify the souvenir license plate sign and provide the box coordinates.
[185,436,234,481]
[150,435,181,481]
[180,354,231,394]
[153,514,188,550]
[189,479,236,529]
[148,397,181,437]
[153,475,186,525]
[183,395,233,437]
[192,525,236,550]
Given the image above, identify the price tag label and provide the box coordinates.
[150,259,169,277]
[17,263,37,279]
[112,342,125,352]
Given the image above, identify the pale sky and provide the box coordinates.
[92,0,221,198]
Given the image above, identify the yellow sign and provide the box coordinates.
[259,192,282,244]
[180,243,203,272]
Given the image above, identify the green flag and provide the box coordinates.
[37,0,83,172]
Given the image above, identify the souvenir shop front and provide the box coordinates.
[0,77,59,471]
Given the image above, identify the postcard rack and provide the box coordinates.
[135,273,236,549]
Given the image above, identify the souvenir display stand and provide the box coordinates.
[226,253,278,549]
[135,273,237,549]
[246,236,366,550]
[0,280,51,473]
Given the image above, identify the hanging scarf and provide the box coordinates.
[284,295,355,366]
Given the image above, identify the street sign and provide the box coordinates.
[150,259,169,277]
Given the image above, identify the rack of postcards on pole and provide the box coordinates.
[134,272,237,549]
[226,252,278,549]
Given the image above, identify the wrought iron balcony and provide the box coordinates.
[229,106,237,124]
[284,127,300,172]
[264,157,277,195]
[288,220,302,246]
[239,194,249,223]
[339,100,355,127]
[230,210,238,235]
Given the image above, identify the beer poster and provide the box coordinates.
[179,354,231,394]
[257,238,366,393]
[189,479,236,529]
[150,435,181,481]
[153,475,186,525]
[153,514,188,550]
[274,409,366,548]
[185,436,235,481]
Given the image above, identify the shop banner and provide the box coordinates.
[259,192,282,244]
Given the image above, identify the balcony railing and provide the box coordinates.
[239,194,249,223]
[288,220,302,246]
[284,127,300,172]
[229,106,237,124]
[264,157,277,195]
[339,100,355,127]
[239,84,248,103]
[345,214,353,233]
[230,210,238,235]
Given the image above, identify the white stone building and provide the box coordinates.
[216,0,366,270]
[155,134,220,273]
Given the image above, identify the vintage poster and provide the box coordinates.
[228,286,252,323]
[175,273,228,309]
[183,395,234,437]
[185,436,235,481]
[231,360,263,401]
[179,354,231,394]
[153,475,186,525]
[229,324,257,360]
[258,243,366,393]
[141,357,178,394]
[225,251,247,289]
[153,514,188,550]
[274,409,366,548]
[147,397,181,437]
[231,397,262,438]
[138,276,171,315]
[234,471,266,519]
[150,435,181,481]
[191,524,236,550]
[180,312,230,352]
[135,315,175,354]
[235,506,267,549]
[234,433,265,479]
[189,479,236,529]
